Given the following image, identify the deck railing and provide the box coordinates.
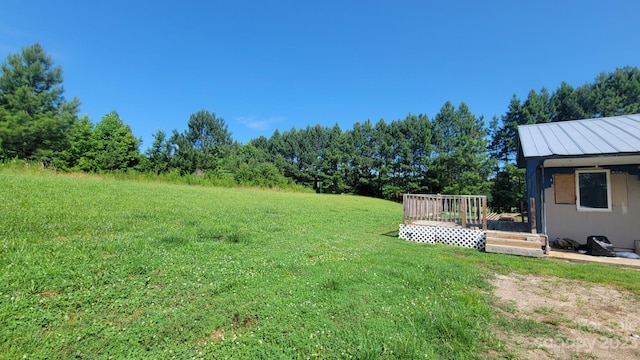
[402,194,488,230]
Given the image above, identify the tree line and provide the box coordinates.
[1,43,639,210]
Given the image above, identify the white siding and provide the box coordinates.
[544,173,638,250]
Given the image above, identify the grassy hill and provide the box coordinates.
[2,168,639,359]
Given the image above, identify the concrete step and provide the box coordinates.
[485,244,545,257]
[486,237,543,249]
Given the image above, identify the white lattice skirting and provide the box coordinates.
[399,224,486,250]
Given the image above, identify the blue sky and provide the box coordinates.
[1,1,639,149]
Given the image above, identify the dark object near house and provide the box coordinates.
[586,235,616,257]
[550,237,588,251]
[558,238,583,250]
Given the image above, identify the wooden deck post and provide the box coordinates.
[482,197,487,230]
[529,197,537,234]
[402,194,408,224]
[460,197,467,228]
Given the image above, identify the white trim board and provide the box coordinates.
[543,155,640,168]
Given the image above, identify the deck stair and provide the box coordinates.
[485,230,547,257]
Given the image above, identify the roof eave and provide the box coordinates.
[522,153,640,168]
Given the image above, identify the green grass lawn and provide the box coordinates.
[2,169,640,359]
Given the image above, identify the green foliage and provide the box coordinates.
[0,43,66,115]
[168,110,233,174]
[490,163,525,213]
[320,124,343,193]
[346,120,377,196]
[550,81,591,122]
[61,115,95,171]
[259,114,435,199]
[0,43,80,162]
[387,114,433,195]
[593,66,640,117]
[145,129,171,175]
[431,102,493,195]
[91,112,141,171]
[292,124,328,191]
[224,143,292,188]
[489,95,521,164]
[521,87,552,125]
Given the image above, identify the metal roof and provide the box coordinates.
[518,114,640,158]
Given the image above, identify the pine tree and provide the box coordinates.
[92,112,141,171]
[0,43,80,161]
[431,101,492,195]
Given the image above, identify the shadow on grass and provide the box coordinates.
[159,229,248,246]
[197,228,248,244]
[160,234,189,247]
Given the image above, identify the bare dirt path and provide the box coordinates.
[491,273,640,359]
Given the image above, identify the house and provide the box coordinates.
[517,114,640,250]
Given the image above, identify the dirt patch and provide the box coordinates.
[231,312,258,328]
[491,273,640,359]
[39,291,58,299]
[195,329,225,347]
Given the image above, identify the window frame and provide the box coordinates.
[575,169,612,212]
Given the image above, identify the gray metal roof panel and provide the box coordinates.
[546,123,582,155]
[615,115,640,133]
[571,122,616,153]
[527,126,551,157]
[518,114,640,158]
[608,116,640,148]
[589,121,638,152]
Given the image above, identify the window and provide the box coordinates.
[575,169,611,212]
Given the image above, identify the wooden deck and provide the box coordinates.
[403,194,539,234]
[485,220,530,233]
[485,212,520,221]
[409,219,545,257]
[414,219,531,233]
[402,194,541,257]
[403,194,487,229]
